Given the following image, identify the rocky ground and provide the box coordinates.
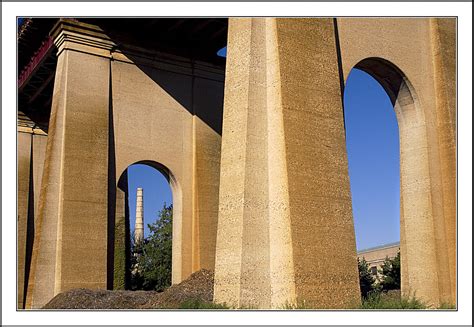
[43,269,215,310]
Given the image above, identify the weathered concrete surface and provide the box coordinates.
[18,132,32,310]
[17,126,48,309]
[19,17,455,310]
[113,171,130,290]
[110,45,224,284]
[26,22,112,308]
[430,18,457,305]
[337,17,456,306]
[24,19,224,308]
[214,18,361,309]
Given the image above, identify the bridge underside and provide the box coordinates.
[18,18,228,132]
[17,18,456,309]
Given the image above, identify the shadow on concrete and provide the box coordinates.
[354,57,408,107]
[91,18,228,136]
[116,170,132,290]
[107,62,117,290]
[23,136,36,308]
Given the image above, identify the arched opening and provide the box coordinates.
[113,160,178,291]
[344,58,443,304]
[344,65,401,295]
[345,67,400,251]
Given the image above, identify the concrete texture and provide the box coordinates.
[17,124,48,309]
[214,18,361,309]
[17,132,32,310]
[26,22,112,308]
[110,44,224,284]
[113,171,130,290]
[19,18,456,309]
[24,19,224,308]
[336,17,456,307]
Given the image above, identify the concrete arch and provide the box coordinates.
[120,160,181,201]
[25,20,224,308]
[347,57,433,298]
[109,42,224,286]
[345,54,454,306]
[353,57,418,107]
[20,18,455,309]
[337,18,456,306]
[114,160,182,287]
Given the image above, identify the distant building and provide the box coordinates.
[357,242,400,282]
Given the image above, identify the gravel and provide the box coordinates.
[42,269,215,310]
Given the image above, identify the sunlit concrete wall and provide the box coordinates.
[214,18,361,309]
[21,17,455,310]
[110,45,224,283]
[214,17,455,309]
[337,17,456,306]
[17,126,47,309]
[25,19,224,308]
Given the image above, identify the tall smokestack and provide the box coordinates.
[134,187,144,244]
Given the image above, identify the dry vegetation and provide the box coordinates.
[43,269,218,310]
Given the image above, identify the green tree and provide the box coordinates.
[135,203,173,291]
[129,233,145,290]
[358,257,376,298]
[379,251,401,291]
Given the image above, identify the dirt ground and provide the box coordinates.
[42,269,215,310]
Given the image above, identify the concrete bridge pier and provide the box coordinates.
[336,17,456,307]
[18,17,456,310]
[24,19,226,308]
[214,18,361,309]
[25,22,114,309]
[17,124,47,309]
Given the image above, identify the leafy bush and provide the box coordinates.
[379,252,401,291]
[358,257,376,298]
[360,291,426,309]
[438,302,456,309]
[282,300,311,310]
[358,250,402,300]
[132,203,173,291]
[113,216,128,290]
[179,299,229,309]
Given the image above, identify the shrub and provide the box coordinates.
[358,257,376,298]
[438,302,456,309]
[360,291,426,309]
[379,252,401,291]
[179,299,229,309]
[113,216,128,290]
[132,203,173,291]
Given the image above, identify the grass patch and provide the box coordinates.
[438,302,456,310]
[282,300,311,310]
[178,292,452,310]
[360,291,426,309]
[179,298,229,309]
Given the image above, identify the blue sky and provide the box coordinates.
[344,68,400,250]
[127,164,172,239]
[128,47,400,251]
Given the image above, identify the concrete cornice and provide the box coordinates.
[17,126,48,136]
[51,19,117,58]
[50,19,224,81]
